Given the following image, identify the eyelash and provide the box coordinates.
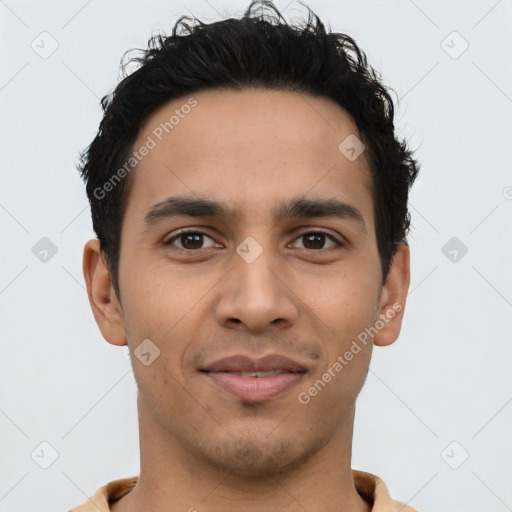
[163,228,346,252]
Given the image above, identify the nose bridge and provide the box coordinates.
[233,232,282,302]
[215,232,299,331]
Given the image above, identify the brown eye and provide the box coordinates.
[291,231,344,251]
[164,230,218,251]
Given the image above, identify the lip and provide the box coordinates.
[202,354,307,373]
[200,354,308,402]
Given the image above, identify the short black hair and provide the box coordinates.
[78,0,419,301]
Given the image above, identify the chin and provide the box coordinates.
[192,432,328,477]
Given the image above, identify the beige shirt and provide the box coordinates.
[68,470,419,511]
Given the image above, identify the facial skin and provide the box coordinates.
[83,88,410,512]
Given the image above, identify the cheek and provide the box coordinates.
[302,269,379,393]
[298,282,375,414]
[296,337,372,432]
[298,264,379,335]
[122,265,218,376]
[122,261,197,332]
[332,288,378,343]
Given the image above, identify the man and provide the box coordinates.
[71,0,420,510]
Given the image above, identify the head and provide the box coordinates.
[81,1,418,475]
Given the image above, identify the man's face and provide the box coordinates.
[106,88,402,475]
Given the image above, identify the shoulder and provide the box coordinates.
[352,469,420,512]
[68,476,138,512]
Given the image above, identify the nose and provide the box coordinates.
[214,245,299,334]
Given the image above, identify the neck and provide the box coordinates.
[111,394,371,512]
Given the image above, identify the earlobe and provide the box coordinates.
[373,242,411,347]
[82,239,127,347]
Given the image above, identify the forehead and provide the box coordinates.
[124,88,374,228]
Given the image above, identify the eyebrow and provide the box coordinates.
[143,194,367,233]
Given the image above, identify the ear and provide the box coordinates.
[82,238,127,346]
[373,241,411,347]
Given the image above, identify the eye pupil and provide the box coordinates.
[303,233,325,249]
[181,233,203,249]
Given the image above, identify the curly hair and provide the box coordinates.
[77,0,419,301]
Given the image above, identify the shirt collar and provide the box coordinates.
[69,470,417,512]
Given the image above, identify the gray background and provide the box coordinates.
[1,0,511,510]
